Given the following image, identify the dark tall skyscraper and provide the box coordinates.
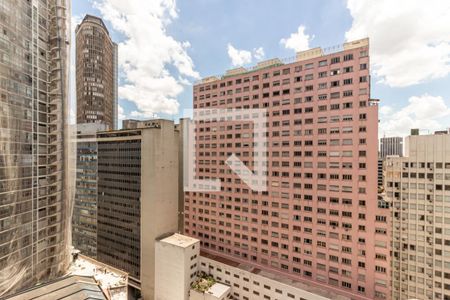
[76,15,118,129]
[0,0,72,296]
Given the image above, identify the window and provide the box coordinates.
[343,90,353,97]
[330,69,340,76]
[343,54,353,61]
[331,57,340,64]
[318,94,327,100]
[305,74,314,81]
[330,92,340,99]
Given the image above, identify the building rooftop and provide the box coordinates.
[68,253,128,300]
[196,38,368,85]
[77,14,110,35]
[158,233,199,248]
[191,273,231,298]
[5,275,107,300]
[206,282,230,298]
[201,252,350,300]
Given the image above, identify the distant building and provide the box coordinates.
[380,136,403,158]
[410,128,420,136]
[122,119,147,129]
[378,158,384,187]
[76,15,118,129]
[96,119,180,299]
[385,130,450,300]
[72,123,108,258]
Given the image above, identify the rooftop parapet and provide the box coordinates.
[343,37,369,50]
[201,76,221,84]
[195,38,369,85]
[254,58,283,70]
[225,67,247,76]
[296,47,324,62]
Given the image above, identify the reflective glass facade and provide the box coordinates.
[0,0,71,296]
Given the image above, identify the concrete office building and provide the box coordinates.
[155,233,201,300]
[385,130,450,300]
[380,136,403,159]
[72,123,107,258]
[0,0,72,296]
[96,119,179,299]
[185,38,390,299]
[76,15,118,129]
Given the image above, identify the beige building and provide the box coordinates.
[198,255,349,300]
[155,233,200,300]
[385,130,450,300]
[96,119,180,299]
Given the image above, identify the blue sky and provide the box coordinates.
[72,0,450,136]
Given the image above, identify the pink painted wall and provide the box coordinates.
[185,42,390,300]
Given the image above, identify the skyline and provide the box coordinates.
[72,0,450,137]
[1,1,450,298]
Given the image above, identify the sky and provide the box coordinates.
[72,0,450,137]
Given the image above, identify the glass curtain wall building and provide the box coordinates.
[0,0,72,296]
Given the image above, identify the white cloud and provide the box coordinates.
[227,44,265,66]
[345,0,450,87]
[379,94,450,136]
[253,47,265,60]
[379,105,392,116]
[227,44,252,66]
[94,0,199,117]
[118,105,126,121]
[280,25,313,52]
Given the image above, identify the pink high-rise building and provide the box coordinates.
[184,38,390,300]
